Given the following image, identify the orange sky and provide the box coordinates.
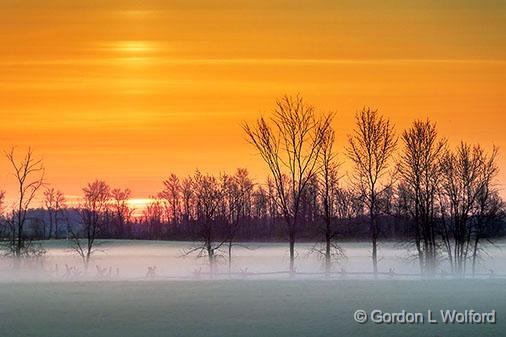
[0,0,505,206]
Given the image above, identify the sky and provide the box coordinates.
[0,0,505,207]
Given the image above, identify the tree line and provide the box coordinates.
[0,95,504,277]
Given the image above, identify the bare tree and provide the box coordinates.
[316,126,345,276]
[111,188,133,238]
[399,119,446,276]
[244,95,333,273]
[471,190,504,277]
[439,143,501,276]
[469,147,503,277]
[186,171,225,274]
[180,176,194,235]
[222,169,254,273]
[4,147,45,258]
[71,180,110,269]
[53,190,66,239]
[346,108,397,278]
[159,174,181,233]
[43,187,66,239]
[143,197,164,240]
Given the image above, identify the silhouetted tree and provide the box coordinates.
[143,197,164,240]
[399,119,446,276]
[71,180,110,269]
[43,187,66,239]
[159,174,181,233]
[317,125,344,276]
[222,169,254,272]
[244,95,333,273]
[180,176,194,235]
[439,143,501,276]
[186,171,225,274]
[346,108,397,278]
[471,190,504,277]
[4,147,45,258]
[111,188,133,238]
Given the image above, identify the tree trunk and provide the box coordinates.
[472,236,479,278]
[84,253,90,273]
[207,243,215,278]
[325,235,331,278]
[228,241,232,275]
[371,213,378,279]
[16,219,22,258]
[372,236,378,278]
[289,233,295,276]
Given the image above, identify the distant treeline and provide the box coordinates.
[15,174,506,244]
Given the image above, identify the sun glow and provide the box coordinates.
[127,198,154,206]
[111,41,155,54]
[127,198,156,217]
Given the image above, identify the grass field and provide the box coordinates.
[0,279,504,337]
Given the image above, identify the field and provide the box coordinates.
[0,279,504,337]
[1,240,505,336]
